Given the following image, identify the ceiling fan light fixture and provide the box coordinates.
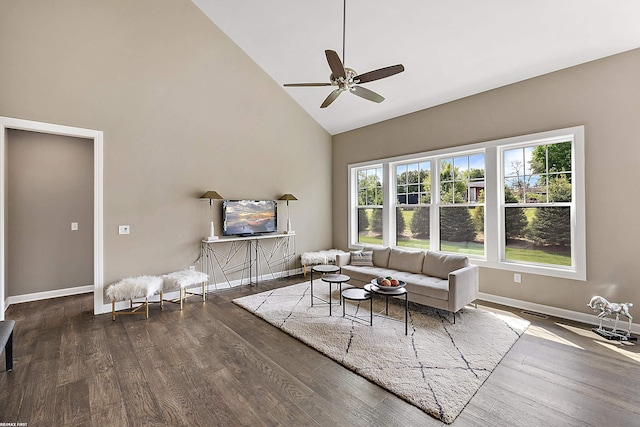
[283,0,404,108]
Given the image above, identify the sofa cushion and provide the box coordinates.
[364,246,391,268]
[422,251,468,280]
[340,265,398,284]
[388,248,425,274]
[403,274,450,301]
[350,251,373,266]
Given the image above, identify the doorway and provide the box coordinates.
[0,116,104,319]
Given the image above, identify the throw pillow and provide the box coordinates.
[363,246,391,267]
[350,251,373,266]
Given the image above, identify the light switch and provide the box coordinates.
[71,222,79,231]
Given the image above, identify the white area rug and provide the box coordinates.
[233,281,529,424]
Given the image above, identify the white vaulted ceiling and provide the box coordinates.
[192,0,640,135]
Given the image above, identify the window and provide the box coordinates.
[348,126,585,280]
[438,153,485,256]
[355,166,383,246]
[502,141,573,267]
[396,161,430,249]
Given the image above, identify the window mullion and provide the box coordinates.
[431,158,440,250]
[383,162,392,247]
[485,146,500,263]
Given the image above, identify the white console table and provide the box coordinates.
[197,233,296,289]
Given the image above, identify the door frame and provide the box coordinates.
[0,116,104,318]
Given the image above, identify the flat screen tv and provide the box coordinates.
[222,200,277,236]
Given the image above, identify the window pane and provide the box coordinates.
[525,174,544,203]
[439,206,484,255]
[440,159,453,181]
[529,145,547,174]
[397,206,430,250]
[547,141,572,173]
[357,208,383,246]
[454,156,468,177]
[505,207,571,266]
[469,181,484,203]
[358,189,367,205]
[504,148,523,177]
[440,181,454,204]
[397,164,407,184]
[469,154,485,178]
[548,173,572,202]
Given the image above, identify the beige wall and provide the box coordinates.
[333,48,640,315]
[7,130,93,296]
[0,0,332,293]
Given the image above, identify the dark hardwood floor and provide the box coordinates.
[1,275,639,426]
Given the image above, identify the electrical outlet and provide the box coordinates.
[71,222,78,231]
[514,273,522,283]
[118,225,130,235]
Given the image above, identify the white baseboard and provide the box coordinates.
[5,284,94,310]
[478,292,640,335]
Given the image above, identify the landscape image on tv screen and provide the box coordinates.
[223,200,277,236]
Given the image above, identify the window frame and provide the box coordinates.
[348,125,586,281]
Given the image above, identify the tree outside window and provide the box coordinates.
[396,162,430,249]
[439,154,485,255]
[504,141,572,266]
[356,167,383,245]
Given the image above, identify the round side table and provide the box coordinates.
[320,274,350,316]
[341,287,372,325]
[310,264,340,308]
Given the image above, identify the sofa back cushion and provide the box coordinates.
[388,248,425,274]
[364,246,391,268]
[350,251,373,266]
[422,251,468,279]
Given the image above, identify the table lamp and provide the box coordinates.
[201,190,223,241]
[278,193,297,234]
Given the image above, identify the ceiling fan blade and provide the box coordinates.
[320,89,342,108]
[325,50,346,80]
[354,64,405,84]
[351,86,384,103]
[284,83,332,87]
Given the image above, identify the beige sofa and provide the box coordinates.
[336,247,479,318]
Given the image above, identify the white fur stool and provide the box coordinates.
[301,249,346,277]
[161,269,209,310]
[106,275,164,321]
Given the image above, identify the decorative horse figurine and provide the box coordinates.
[588,296,633,336]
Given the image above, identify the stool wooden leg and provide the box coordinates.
[145,298,149,319]
[160,291,164,310]
[180,288,184,310]
[112,301,116,321]
[202,282,206,301]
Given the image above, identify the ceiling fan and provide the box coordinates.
[283,0,405,108]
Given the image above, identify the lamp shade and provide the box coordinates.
[200,191,223,200]
[278,193,298,201]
